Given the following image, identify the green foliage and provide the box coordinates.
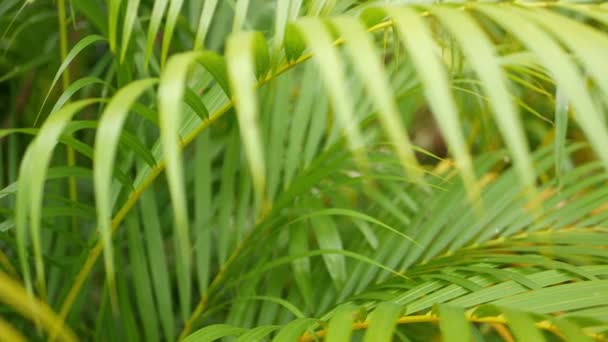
[1,0,607,341]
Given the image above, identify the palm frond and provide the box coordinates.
[0,1,607,341]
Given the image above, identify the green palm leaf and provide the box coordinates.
[1,2,607,341]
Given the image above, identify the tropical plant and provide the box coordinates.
[1,0,608,341]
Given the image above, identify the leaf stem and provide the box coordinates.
[297,314,605,342]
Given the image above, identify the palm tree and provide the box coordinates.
[1,0,607,340]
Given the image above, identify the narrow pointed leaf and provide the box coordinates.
[432,7,535,195]
[160,0,184,67]
[145,0,169,69]
[438,305,471,342]
[16,99,99,299]
[226,32,266,209]
[502,307,545,342]
[193,0,218,50]
[477,5,608,176]
[272,318,317,342]
[296,18,368,169]
[363,302,402,342]
[326,304,358,342]
[108,0,121,52]
[94,79,157,310]
[334,16,421,179]
[184,324,246,342]
[119,0,140,63]
[390,7,476,196]
[158,52,200,320]
[37,35,105,123]
[232,0,250,32]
